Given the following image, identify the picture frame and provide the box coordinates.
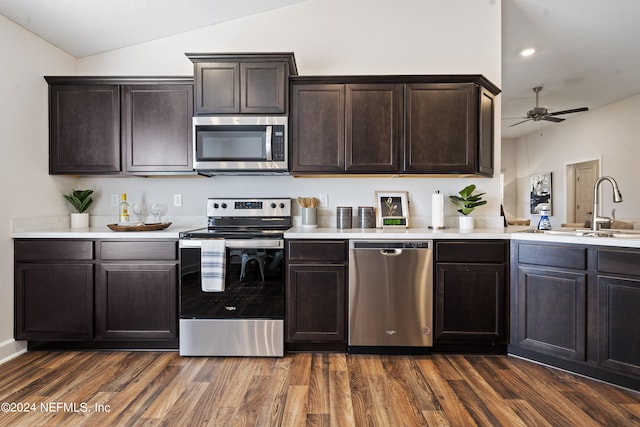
[530,172,552,214]
[375,191,410,228]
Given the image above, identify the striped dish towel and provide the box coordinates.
[201,239,226,292]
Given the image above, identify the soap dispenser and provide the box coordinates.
[537,208,552,230]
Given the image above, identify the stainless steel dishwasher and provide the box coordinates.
[349,240,433,352]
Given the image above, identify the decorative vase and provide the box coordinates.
[71,212,89,228]
[458,215,474,230]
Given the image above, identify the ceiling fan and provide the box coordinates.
[508,86,589,127]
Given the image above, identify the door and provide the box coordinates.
[404,83,477,173]
[345,84,402,172]
[290,84,346,173]
[573,159,599,224]
[122,83,194,173]
[48,83,121,174]
[96,262,178,339]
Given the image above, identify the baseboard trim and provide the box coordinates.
[0,338,28,365]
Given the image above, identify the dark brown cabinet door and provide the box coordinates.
[285,240,348,348]
[241,62,287,114]
[286,264,346,342]
[194,62,240,114]
[15,263,94,340]
[194,61,287,114]
[515,266,587,361]
[345,84,402,172]
[290,84,345,173]
[96,262,178,340]
[49,84,121,174]
[435,262,506,344]
[404,83,477,173]
[122,84,193,173]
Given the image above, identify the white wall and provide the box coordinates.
[505,94,640,228]
[0,15,77,361]
[1,0,501,361]
[75,0,503,225]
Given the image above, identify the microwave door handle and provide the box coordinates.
[265,125,273,161]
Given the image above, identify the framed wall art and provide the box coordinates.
[530,172,552,214]
[375,191,410,228]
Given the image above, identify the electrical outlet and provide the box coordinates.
[111,194,119,207]
[318,194,328,208]
[173,194,182,207]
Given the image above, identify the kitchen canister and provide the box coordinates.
[357,206,375,228]
[336,206,353,229]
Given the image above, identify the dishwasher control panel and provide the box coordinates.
[350,240,433,250]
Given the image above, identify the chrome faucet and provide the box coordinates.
[591,176,623,231]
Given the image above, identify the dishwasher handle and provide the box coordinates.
[381,248,403,256]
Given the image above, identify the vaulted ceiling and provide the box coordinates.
[1,0,639,139]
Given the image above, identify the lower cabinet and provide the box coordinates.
[434,240,508,352]
[510,240,640,391]
[285,240,348,351]
[14,238,178,349]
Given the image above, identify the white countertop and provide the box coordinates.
[284,226,511,240]
[10,217,640,248]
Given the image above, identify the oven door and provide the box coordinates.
[179,238,284,319]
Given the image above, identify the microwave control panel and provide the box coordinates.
[272,125,285,161]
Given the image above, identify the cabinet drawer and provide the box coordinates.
[287,240,347,263]
[100,241,177,260]
[518,243,587,270]
[15,240,94,261]
[436,240,506,263]
[598,249,640,276]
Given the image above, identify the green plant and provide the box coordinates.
[449,184,486,216]
[64,189,94,213]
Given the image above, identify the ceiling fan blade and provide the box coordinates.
[541,116,565,123]
[548,107,589,116]
[502,116,528,120]
[509,119,532,127]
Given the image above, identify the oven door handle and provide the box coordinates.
[180,239,284,249]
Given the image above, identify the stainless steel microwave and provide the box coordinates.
[193,116,288,175]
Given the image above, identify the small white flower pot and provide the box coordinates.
[458,215,474,230]
[71,212,89,228]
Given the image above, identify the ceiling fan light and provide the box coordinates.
[520,48,536,57]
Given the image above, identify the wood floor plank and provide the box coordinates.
[282,385,309,427]
[0,351,639,426]
[416,357,478,426]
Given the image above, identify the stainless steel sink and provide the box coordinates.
[516,228,640,238]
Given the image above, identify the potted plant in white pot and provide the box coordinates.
[64,189,94,228]
[449,184,486,230]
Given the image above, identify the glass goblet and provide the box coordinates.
[150,203,166,223]
[131,203,146,222]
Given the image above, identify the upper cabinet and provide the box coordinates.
[46,76,194,176]
[289,75,500,177]
[186,53,298,115]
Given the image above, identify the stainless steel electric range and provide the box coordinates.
[179,198,291,356]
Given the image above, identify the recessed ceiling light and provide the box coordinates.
[520,48,536,57]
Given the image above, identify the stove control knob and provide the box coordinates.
[270,202,277,208]
[213,203,219,209]
[279,203,285,209]
[221,203,227,209]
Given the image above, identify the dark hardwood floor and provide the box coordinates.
[0,351,639,426]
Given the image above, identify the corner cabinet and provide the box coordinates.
[186,53,298,115]
[289,75,499,176]
[46,76,194,176]
[510,240,640,392]
[433,240,508,352]
[14,238,179,349]
[285,239,348,351]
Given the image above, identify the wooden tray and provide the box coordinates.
[107,222,171,232]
